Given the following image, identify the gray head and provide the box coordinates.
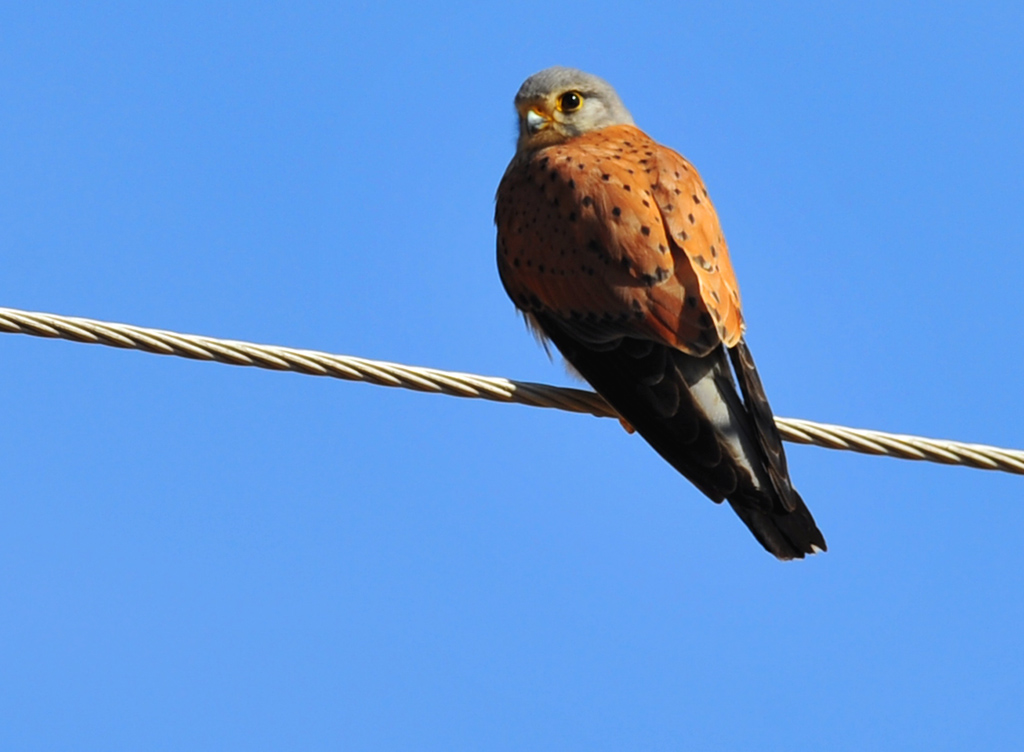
[513,66,634,152]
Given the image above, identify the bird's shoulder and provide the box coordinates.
[496,125,743,351]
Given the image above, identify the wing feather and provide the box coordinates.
[495,123,825,559]
[496,126,717,352]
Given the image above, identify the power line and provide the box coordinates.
[1,305,1021,476]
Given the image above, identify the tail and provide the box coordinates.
[727,491,825,560]
[533,313,826,559]
[726,339,826,559]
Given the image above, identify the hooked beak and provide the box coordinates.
[526,109,550,134]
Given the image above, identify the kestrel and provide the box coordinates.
[495,67,825,559]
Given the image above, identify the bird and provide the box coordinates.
[494,67,826,560]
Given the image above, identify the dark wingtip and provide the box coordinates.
[728,491,827,561]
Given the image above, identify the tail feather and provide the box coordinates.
[728,491,826,560]
[729,340,798,512]
[533,312,826,560]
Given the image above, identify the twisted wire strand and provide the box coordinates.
[2,305,1022,476]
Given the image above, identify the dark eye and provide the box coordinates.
[558,91,583,112]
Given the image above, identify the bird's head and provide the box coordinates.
[513,66,634,152]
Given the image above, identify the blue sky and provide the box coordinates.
[2,2,1023,749]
